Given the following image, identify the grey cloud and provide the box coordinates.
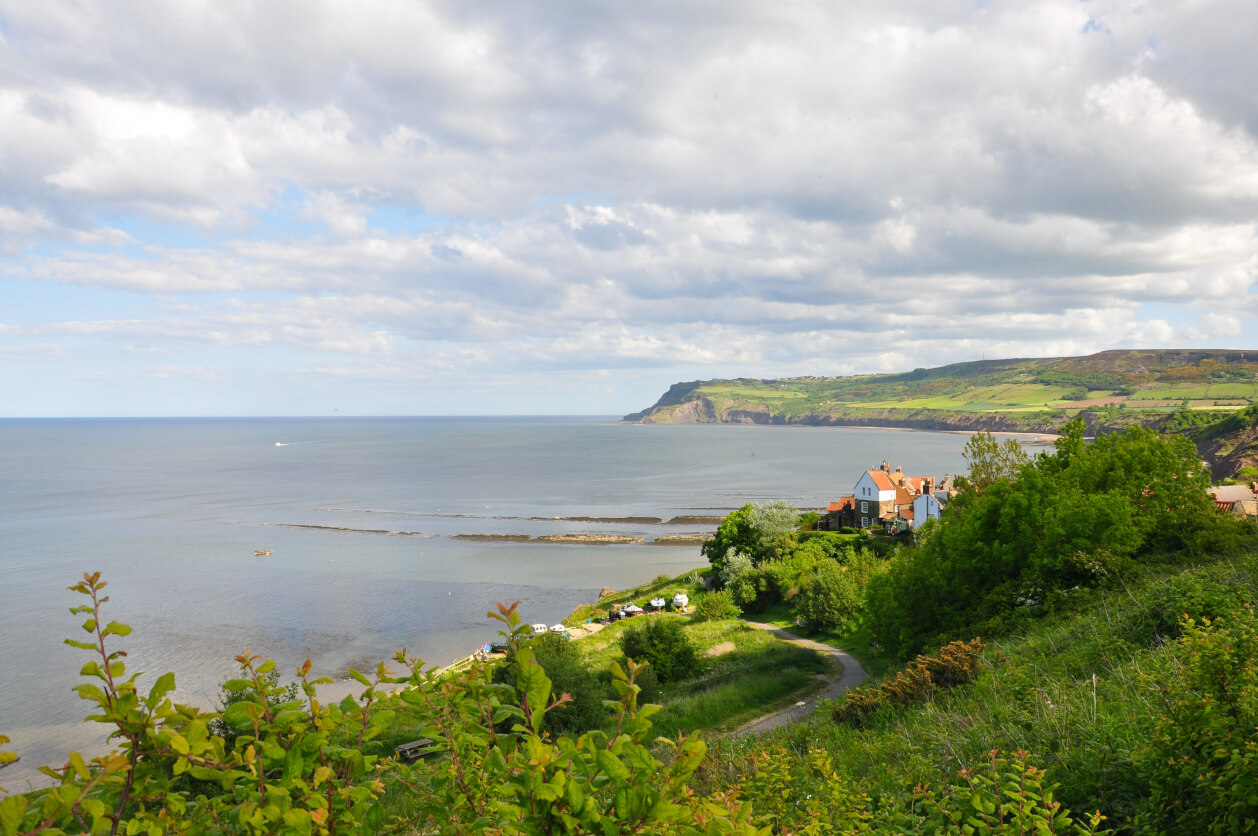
[0,0,1256,404]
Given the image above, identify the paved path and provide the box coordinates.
[731,622,868,737]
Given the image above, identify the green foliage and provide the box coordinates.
[916,749,1109,835]
[961,430,1029,491]
[1135,605,1258,834]
[208,668,301,751]
[734,748,875,834]
[619,617,699,685]
[868,420,1228,656]
[790,547,884,635]
[2,575,770,836]
[719,551,753,588]
[493,633,609,736]
[702,501,799,574]
[693,590,742,622]
[793,561,863,635]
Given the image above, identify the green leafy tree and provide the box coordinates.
[869,421,1228,656]
[793,560,863,635]
[702,501,799,575]
[961,430,1029,492]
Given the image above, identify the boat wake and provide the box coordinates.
[275,441,320,447]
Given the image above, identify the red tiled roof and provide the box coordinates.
[868,470,895,491]
[895,487,915,507]
[828,497,855,512]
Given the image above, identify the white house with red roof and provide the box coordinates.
[853,463,898,527]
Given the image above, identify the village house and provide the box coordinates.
[1209,483,1258,521]
[820,462,957,533]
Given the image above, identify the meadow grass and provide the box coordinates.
[703,550,1258,827]
[565,569,708,625]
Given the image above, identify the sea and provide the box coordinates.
[0,416,983,789]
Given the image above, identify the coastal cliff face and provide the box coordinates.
[625,350,1258,446]
[635,401,1072,433]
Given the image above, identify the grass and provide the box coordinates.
[565,569,709,625]
[568,613,832,737]
[638,353,1258,431]
[700,548,1258,829]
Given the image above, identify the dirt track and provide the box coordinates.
[731,622,868,737]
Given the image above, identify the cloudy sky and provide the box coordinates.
[1,1,1255,416]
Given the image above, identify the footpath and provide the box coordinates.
[732,622,868,737]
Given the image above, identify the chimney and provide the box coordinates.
[881,461,890,473]
[895,466,902,474]
[924,477,934,494]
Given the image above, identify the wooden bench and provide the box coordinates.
[394,738,436,760]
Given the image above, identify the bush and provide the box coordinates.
[693,589,742,622]
[832,638,986,726]
[619,616,699,684]
[208,668,300,750]
[1135,605,1258,834]
[0,576,728,835]
[494,632,609,735]
[793,560,863,635]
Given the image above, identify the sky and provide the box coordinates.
[0,1,1256,417]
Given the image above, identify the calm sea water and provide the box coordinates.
[0,416,979,788]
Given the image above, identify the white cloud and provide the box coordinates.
[0,0,1256,414]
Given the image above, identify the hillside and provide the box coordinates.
[625,349,1258,438]
[1192,403,1258,481]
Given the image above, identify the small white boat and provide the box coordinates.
[549,623,567,634]
[531,623,548,635]
[671,593,689,610]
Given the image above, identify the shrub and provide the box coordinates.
[493,632,609,735]
[0,575,730,835]
[619,616,699,684]
[208,668,300,750]
[1135,605,1258,834]
[832,637,986,726]
[917,749,1110,835]
[693,589,741,622]
[793,560,863,635]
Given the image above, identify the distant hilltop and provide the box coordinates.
[624,349,1258,437]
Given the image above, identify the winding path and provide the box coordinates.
[731,622,868,737]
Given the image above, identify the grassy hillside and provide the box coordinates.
[699,551,1258,833]
[626,349,1258,436]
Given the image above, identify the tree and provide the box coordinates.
[961,430,1029,491]
[869,422,1228,657]
[702,501,800,575]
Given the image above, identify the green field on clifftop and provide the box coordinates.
[626,349,1258,433]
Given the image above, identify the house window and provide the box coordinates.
[861,501,868,513]
[860,516,868,527]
